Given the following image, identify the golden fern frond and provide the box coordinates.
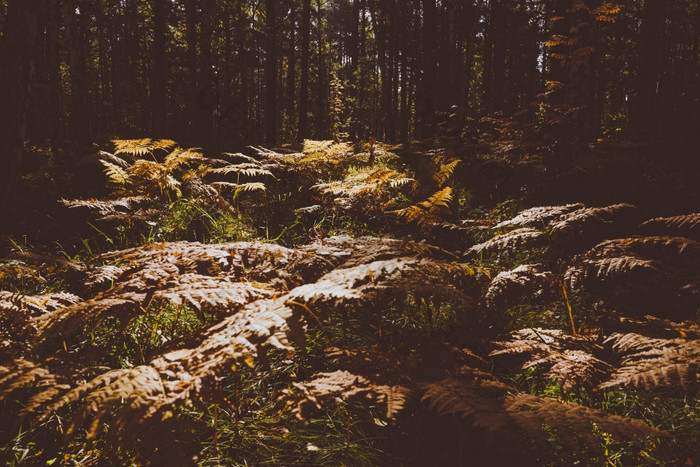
[315,167,413,197]
[468,228,544,258]
[485,264,557,309]
[164,147,203,169]
[639,213,700,240]
[210,181,267,192]
[600,332,699,391]
[207,163,273,177]
[433,159,460,186]
[302,139,352,157]
[392,187,453,225]
[129,159,181,196]
[151,139,177,151]
[112,138,155,157]
[100,160,131,185]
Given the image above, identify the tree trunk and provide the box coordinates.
[298,0,311,140]
[185,0,199,140]
[265,0,277,145]
[63,0,91,145]
[418,0,436,138]
[633,0,665,138]
[0,0,45,211]
[151,0,168,137]
[286,5,297,128]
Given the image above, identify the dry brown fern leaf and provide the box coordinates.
[468,227,545,260]
[490,328,611,392]
[1,291,81,352]
[601,313,700,340]
[495,203,584,229]
[284,370,410,421]
[601,332,699,392]
[565,236,700,317]
[549,203,641,248]
[422,375,665,456]
[485,264,557,309]
[639,213,700,241]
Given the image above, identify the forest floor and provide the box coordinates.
[0,135,698,466]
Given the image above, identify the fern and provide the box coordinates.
[601,333,699,391]
[549,203,641,247]
[421,375,663,456]
[112,138,176,158]
[565,236,700,317]
[284,370,409,421]
[392,187,453,225]
[639,213,700,240]
[490,328,610,392]
[100,159,131,186]
[495,203,584,229]
[485,264,557,309]
[468,227,544,259]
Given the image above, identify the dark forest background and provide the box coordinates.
[1,0,699,214]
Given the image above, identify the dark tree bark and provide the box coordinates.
[315,0,329,138]
[185,0,199,140]
[0,0,45,211]
[418,0,436,138]
[196,0,216,143]
[265,0,277,145]
[298,0,311,140]
[349,0,360,141]
[633,0,665,137]
[151,0,169,137]
[63,0,91,145]
[285,4,297,124]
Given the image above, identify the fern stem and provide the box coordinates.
[213,403,219,456]
[285,300,325,329]
[561,281,577,336]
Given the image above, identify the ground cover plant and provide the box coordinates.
[0,139,697,466]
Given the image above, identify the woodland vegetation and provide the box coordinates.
[0,0,699,465]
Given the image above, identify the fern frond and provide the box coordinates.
[495,204,584,229]
[421,375,663,454]
[600,333,699,391]
[112,138,155,157]
[392,187,453,225]
[433,159,460,186]
[210,182,267,192]
[207,163,273,177]
[550,203,641,247]
[485,264,557,309]
[284,370,409,421]
[164,147,203,169]
[468,228,544,259]
[490,328,609,391]
[639,213,700,240]
[96,150,130,168]
[61,196,155,217]
[100,160,131,185]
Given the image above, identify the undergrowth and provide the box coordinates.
[0,138,698,466]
